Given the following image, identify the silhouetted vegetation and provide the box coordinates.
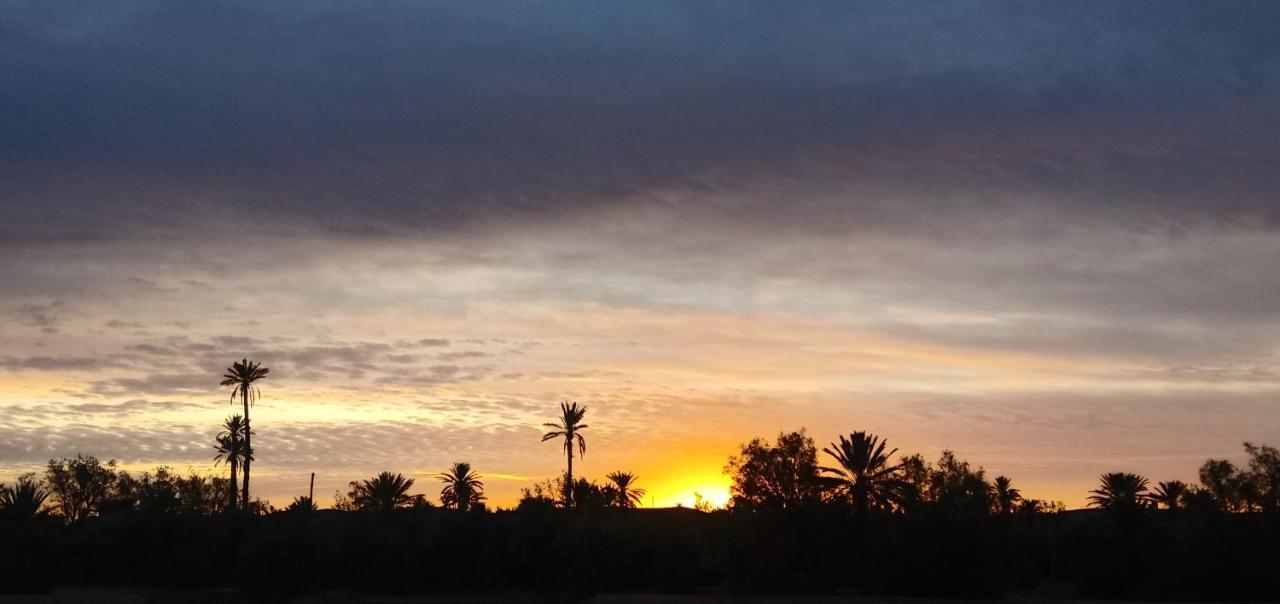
[541,400,588,507]
[439,462,486,511]
[220,358,268,508]
[5,374,1280,599]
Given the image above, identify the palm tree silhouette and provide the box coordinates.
[1088,472,1151,509]
[819,431,905,514]
[1151,480,1189,510]
[352,472,417,511]
[542,401,588,507]
[992,475,1022,514]
[213,414,250,511]
[439,462,486,511]
[0,474,50,520]
[220,359,269,507]
[285,495,318,512]
[606,471,646,508]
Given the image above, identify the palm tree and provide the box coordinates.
[220,358,269,507]
[351,472,417,512]
[285,495,317,513]
[606,471,646,508]
[213,414,250,511]
[1151,480,1189,510]
[992,475,1022,514]
[542,401,588,506]
[439,462,486,511]
[0,474,50,520]
[819,431,906,514]
[1088,472,1151,510]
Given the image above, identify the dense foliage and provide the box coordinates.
[2,499,1278,599]
[4,386,1279,599]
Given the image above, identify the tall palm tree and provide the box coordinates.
[819,431,906,514]
[220,359,269,506]
[213,414,251,510]
[606,471,646,508]
[0,474,50,520]
[992,475,1022,515]
[542,401,588,506]
[1151,480,1189,510]
[1088,472,1151,510]
[439,462,486,511]
[352,472,417,512]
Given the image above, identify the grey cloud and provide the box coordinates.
[0,355,126,371]
[87,373,214,397]
[1,1,1278,242]
[7,398,205,420]
[8,301,64,334]
[436,351,490,361]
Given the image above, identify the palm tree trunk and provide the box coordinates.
[228,457,238,512]
[854,480,868,515]
[241,387,251,508]
[566,443,574,508]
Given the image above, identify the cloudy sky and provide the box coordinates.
[3,1,1279,508]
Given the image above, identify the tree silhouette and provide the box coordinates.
[220,358,269,507]
[350,472,417,512]
[929,450,992,512]
[439,462,486,511]
[1151,480,1188,510]
[726,430,822,511]
[45,455,117,523]
[541,401,588,507]
[568,477,611,510]
[992,475,1022,515]
[1243,442,1280,513]
[0,474,50,520]
[606,471,646,508]
[213,414,250,512]
[1199,459,1248,511]
[1088,472,1151,510]
[285,495,318,513]
[819,431,906,514]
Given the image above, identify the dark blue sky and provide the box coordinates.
[3,1,1278,237]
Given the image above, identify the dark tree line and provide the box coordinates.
[3,360,1279,598]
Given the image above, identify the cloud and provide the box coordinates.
[2,2,1280,508]
[8,301,64,334]
[0,355,125,371]
[1,1,1277,243]
[86,373,215,397]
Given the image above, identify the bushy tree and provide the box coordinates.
[1199,459,1249,511]
[45,455,118,522]
[929,450,991,512]
[1243,442,1280,512]
[725,430,822,511]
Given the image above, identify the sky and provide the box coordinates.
[2,1,1280,509]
